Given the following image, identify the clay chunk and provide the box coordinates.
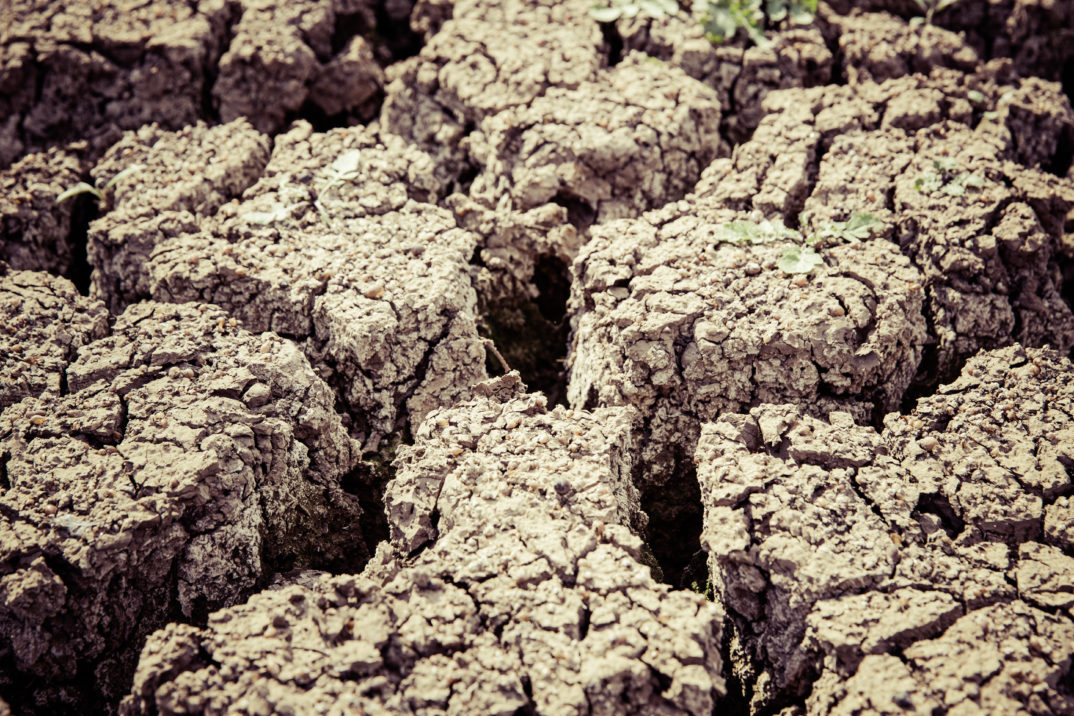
[122,374,726,715]
[568,206,926,492]
[0,267,109,411]
[697,345,1074,712]
[0,301,364,711]
[381,0,602,188]
[0,147,85,274]
[144,125,487,450]
[467,52,723,224]
[87,119,272,313]
[212,0,387,134]
[0,0,228,167]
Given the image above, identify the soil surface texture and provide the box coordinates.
[1,0,1073,714]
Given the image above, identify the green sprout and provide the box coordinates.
[589,0,678,23]
[914,158,985,197]
[908,0,960,27]
[711,212,883,275]
[55,164,144,204]
[702,0,816,47]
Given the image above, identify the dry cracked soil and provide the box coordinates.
[1,0,1074,714]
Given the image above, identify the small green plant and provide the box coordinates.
[908,0,960,27]
[589,0,678,23]
[702,0,816,47]
[712,212,883,275]
[55,164,144,204]
[914,157,985,197]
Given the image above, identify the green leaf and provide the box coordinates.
[841,212,882,240]
[788,2,814,24]
[744,21,771,46]
[712,218,797,245]
[703,6,738,42]
[967,89,985,104]
[766,0,788,22]
[915,172,944,194]
[933,157,959,174]
[908,16,926,27]
[589,5,622,22]
[639,0,676,16]
[56,182,104,203]
[714,221,760,244]
[982,110,999,121]
[778,245,824,274]
[963,172,985,188]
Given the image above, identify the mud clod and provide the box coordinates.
[698,345,1074,712]
[0,268,109,411]
[122,375,726,715]
[0,300,366,712]
[3,1,1074,714]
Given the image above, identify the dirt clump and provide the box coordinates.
[0,147,86,276]
[78,119,487,452]
[0,300,366,712]
[681,72,1074,391]
[617,13,833,143]
[87,119,271,314]
[381,0,602,189]
[0,0,230,167]
[466,51,723,227]
[568,200,926,578]
[0,268,109,412]
[829,9,980,84]
[144,123,488,451]
[698,344,1074,712]
[213,0,388,133]
[122,374,726,715]
[825,0,1074,87]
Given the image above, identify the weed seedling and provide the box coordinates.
[56,164,144,205]
[909,0,960,27]
[702,0,816,47]
[711,212,883,275]
[589,0,678,23]
[914,158,985,197]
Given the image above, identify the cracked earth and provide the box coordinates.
[2,0,1074,713]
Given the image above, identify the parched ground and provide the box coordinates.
[1,0,1073,714]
